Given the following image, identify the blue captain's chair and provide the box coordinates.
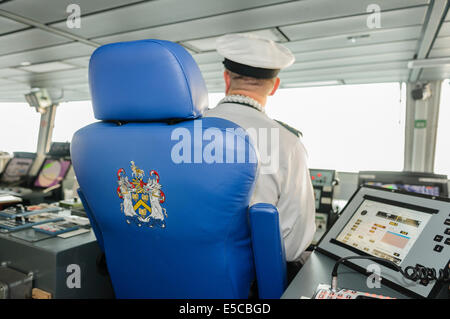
[72,39,287,298]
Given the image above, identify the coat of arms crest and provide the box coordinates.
[116,161,167,228]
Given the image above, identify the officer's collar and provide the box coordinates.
[218,94,264,113]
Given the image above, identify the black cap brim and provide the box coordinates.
[223,59,280,79]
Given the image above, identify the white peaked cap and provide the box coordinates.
[216,33,295,70]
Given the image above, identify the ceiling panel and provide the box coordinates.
[432,36,450,49]
[437,21,450,37]
[280,76,409,88]
[200,71,410,92]
[191,26,422,64]
[280,69,410,83]
[0,89,90,102]
[0,82,31,92]
[281,61,409,78]
[200,61,409,82]
[0,78,23,86]
[338,76,409,85]
[278,51,414,72]
[193,39,419,66]
[280,7,427,41]
[203,61,409,83]
[428,47,450,58]
[0,42,95,69]
[0,67,29,77]
[49,0,291,39]
[0,29,71,56]
[94,0,428,45]
[0,0,144,24]
[198,51,415,74]
[283,25,422,53]
[211,60,409,78]
[291,40,419,62]
[0,94,28,102]
[420,66,450,80]
[429,21,450,57]
[62,56,91,68]
[66,83,90,91]
[7,68,88,83]
[28,76,89,88]
[18,61,76,73]
[193,51,222,65]
[0,15,28,35]
[0,0,443,101]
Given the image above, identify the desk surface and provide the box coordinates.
[282,251,410,299]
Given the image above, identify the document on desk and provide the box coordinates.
[0,195,22,204]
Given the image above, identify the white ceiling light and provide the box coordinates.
[20,61,31,66]
[283,80,344,88]
[18,61,76,73]
[408,57,450,69]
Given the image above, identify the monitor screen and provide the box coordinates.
[358,171,448,197]
[0,157,34,184]
[335,197,432,265]
[34,159,71,188]
[365,182,440,197]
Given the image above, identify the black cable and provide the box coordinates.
[331,255,450,291]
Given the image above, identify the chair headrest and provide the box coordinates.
[89,39,209,121]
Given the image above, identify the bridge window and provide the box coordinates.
[210,82,406,172]
[0,101,96,155]
[0,102,40,153]
[435,79,450,176]
[52,101,96,143]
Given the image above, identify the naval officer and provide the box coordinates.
[205,33,316,273]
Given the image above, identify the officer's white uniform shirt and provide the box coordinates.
[205,102,316,262]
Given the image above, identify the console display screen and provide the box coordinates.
[34,159,71,188]
[1,158,33,183]
[335,197,432,265]
[365,182,440,197]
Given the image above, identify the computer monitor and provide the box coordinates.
[33,159,71,188]
[335,195,433,265]
[0,153,35,184]
[358,171,448,198]
[317,186,450,298]
[48,142,70,158]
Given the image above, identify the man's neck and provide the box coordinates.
[227,90,267,107]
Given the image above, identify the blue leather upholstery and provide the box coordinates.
[89,39,208,121]
[77,188,104,253]
[72,39,261,298]
[72,119,258,298]
[249,203,287,299]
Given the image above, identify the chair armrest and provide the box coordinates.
[249,203,287,299]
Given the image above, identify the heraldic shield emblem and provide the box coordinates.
[116,161,167,228]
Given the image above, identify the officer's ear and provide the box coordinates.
[268,77,280,96]
[224,71,231,94]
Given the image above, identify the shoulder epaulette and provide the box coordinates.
[275,120,303,138]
